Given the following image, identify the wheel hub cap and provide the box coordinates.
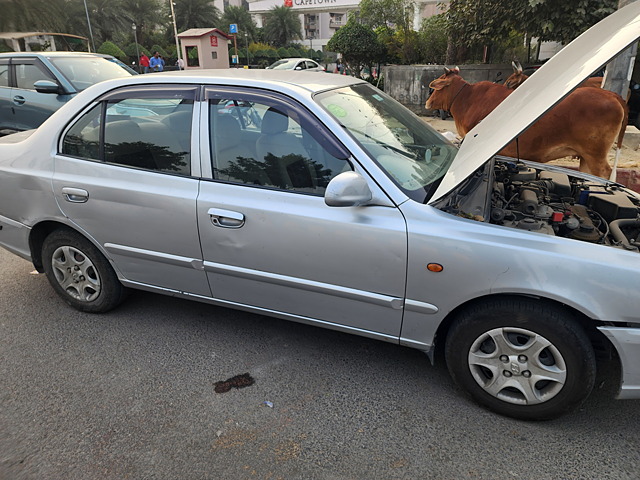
[51,246,101,302]
[468,327,567,405]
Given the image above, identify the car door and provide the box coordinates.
[0,58,12,131]
[52,85,210,296]
[197,87,408,336]
[11,58,71,130]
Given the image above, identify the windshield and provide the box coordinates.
[267,59,297,70]
[49,56,132,91]
[315,84,458,203]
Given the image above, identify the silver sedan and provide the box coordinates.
[2,5,640,420]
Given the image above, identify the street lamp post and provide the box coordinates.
[82,0,96,52]
[168,0,182,69]
[244,33,249,67]
[132,23,141,73]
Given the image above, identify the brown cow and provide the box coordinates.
[426,67,628,179]
[505,61,604,89]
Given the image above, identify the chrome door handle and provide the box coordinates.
[62,187,89,203]
[207,208,245,228]
[12,95,25,105]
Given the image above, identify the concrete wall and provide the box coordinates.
[382,64,514,115]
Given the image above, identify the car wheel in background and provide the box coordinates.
[445,297,596,420]
[42,229,125,313]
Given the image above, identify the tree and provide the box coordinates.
[419,13,448,64]
[359,0,416,35]
[221,5,257,41]
[445,0,617,63]
[173,0,221,32]
[119,0,164,46]
[97,41,127,60]
[326,18,386,78]
[89,0,129,44]
[263,5,302,47]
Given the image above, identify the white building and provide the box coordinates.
[239,0,448,50]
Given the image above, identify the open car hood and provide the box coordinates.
[430,1,640,203]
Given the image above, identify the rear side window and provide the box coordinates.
[61,87,195,176]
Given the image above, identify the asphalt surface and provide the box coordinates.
[1,247,639,479]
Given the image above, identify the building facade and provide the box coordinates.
[244,0,449,49]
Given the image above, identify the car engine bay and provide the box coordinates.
[437,160,640,251]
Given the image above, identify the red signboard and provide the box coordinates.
[284,0,293,6]
[210,35,218,47]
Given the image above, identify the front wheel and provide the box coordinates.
[42,229,125,313]
[445,298,596,420]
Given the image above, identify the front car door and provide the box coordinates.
[0,58,11,131]
[197,87,408,337]
[52,85,209,295]
[11,57,71,130]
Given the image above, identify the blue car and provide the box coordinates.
[0,52,134,135]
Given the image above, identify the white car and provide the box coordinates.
[266,57,325,71]
[1,5,640,420]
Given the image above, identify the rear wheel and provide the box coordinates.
[42,229,125,313]
[445,298,596,420]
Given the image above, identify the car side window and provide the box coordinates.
[61,88,194,176]
[14,62,55,90]
[62,104,102,160]
[209,96,352,194]
[306,61,318,69]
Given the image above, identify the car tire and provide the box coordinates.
[445,297,596,420]
[42,229,125,313]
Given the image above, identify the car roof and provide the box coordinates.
[0,52,114,58]
[96,69,364,94]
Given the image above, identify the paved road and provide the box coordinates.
[1,247,639,479]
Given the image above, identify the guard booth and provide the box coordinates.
[177,28,232,69]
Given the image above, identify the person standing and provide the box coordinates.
[176,57,185,70]
[149,51,163,72]
[140,53,150,74]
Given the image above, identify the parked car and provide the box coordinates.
[1,5,640,420]
[0,52,135,135]
[266,57,325,72]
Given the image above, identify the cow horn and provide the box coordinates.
[453,66,460,73]
[515,61,523,73]
[444,67,451,74]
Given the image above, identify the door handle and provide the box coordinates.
[207,208,245,228]
[12,95,25,105]
[62,187,89,203]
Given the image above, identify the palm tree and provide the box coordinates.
[173,0,221,31]
[220,5,256,41]
[89,0,129,43]
[263,5,302,47]
[120,0,164,45]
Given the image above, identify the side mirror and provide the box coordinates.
[34,80,62,94]
[324,171,373,207]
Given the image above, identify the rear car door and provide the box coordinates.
[197,87,408,336]
[53,85,209,295]
[11,57,71,130]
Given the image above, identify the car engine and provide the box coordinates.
[492,163,640,250]
[440,161,640,251]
